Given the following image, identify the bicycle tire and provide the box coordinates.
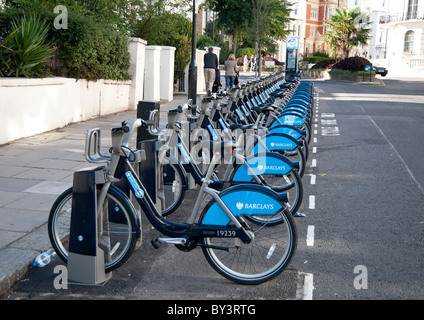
[199,200,297,285]
[48,185,137,272]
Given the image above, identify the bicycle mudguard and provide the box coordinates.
[268,125,305,140]
[287,98,312,106]
[250,133,302,155]
[280,110,310,122]
[201,185,286,226]
[271,114,306,127]
[232,152,294,182]
[283,106,311,115]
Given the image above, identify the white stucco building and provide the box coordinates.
[349,0,424,77]
[276,0,307,63]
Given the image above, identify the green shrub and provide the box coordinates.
[311,59,338,70]
[219,44,231,65]
[0,8,131,80]
[313,50,330,58]
[135,11,191,73]
[308,56,332,64]
[47,12,130,80]
[0,14,54,77]
[197,34,214,51]
[236,47,255,59]
[332,56,371,73]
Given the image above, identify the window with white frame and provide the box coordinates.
[311,7,318,20]
[404,30,414,53]
[407,0,418,19]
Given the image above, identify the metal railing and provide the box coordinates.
[175,70,185,92]
[380,11,424,24]
[410,59,424,68]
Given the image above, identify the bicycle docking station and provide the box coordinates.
[67,166,112,286]
[64,101,161,286]
[137,100,163,212]
[46,73,314,287]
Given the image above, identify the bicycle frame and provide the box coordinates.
[120,155,251,244]
[160,121,280,190]
[93,119,264,245]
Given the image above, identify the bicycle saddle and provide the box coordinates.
[251,105,275,113]
[279,83,292,89]
[270,88,288,98]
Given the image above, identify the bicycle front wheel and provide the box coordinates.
[48,186,137,272]
[199,204,297,285]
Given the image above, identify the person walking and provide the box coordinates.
[224,53,238,92]
[250,55,255,72]
[204,47,219,96]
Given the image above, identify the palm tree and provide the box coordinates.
[325,7,371,59]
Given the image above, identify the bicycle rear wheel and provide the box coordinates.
[48,186,137,272]
[199,203,297,285]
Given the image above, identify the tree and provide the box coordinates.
[325,7,371,59]
[248,0,291,76]
[204,0,291,75]
[135,10,192,72]
[203,0,252,54]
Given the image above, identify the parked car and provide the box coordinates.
[373,65,388,77]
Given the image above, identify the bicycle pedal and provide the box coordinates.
[151,238,161,249]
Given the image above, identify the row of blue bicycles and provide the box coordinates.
[48,70,315,285]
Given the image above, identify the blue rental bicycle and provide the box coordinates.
[48,118,297,284]
[157,101,304,219]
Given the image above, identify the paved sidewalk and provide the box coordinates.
[0,93,190,296]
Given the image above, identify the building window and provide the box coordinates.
[311,7,318,20]
[310,26,315,39]
[407,0,418,19]
[404,30,414,53]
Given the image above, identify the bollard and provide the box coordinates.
[137,100,160,142]
[137,100,161,209]
[180,109,199,190]
[67,167,111,286]
[138,140,161,209]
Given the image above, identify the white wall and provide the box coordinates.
[144,46,163,101]
[129,37,147,110]
[0,78,131,145]
[0,39,180,145]
[160,46,176,102]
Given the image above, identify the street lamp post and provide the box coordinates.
[188,0,197,109]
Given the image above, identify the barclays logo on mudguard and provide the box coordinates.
[202,190,282,226]
[236,202,274,210]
